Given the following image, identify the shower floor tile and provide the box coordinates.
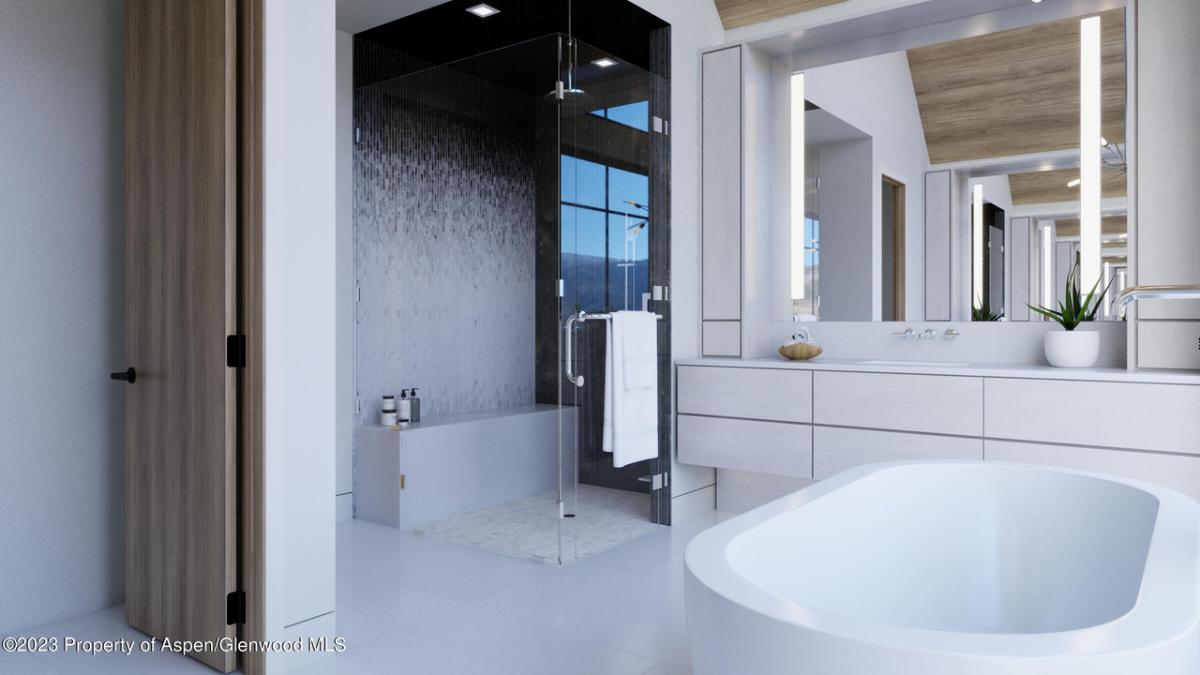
[417,485,665,564]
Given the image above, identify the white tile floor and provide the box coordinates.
[1,510,728,675]
[420,485,666,564]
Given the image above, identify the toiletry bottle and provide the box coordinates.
[398,389,411,423]
[409,388,421,423]
[380,395,398,426]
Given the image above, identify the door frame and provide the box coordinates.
[882,174,906,321]
[238,0,265,673]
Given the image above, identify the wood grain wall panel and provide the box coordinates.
[1051,216,1127,238]
[715,0,848,30]
[1008,168,1127,206]
[908,9,1126,164]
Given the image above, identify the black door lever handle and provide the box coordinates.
[110,367,136,383]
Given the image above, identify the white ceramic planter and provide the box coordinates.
[1044,329,1100,368]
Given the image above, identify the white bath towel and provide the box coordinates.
[602,311,659,468]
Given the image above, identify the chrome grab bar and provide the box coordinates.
[1113,284,1200,313]
[563,310,664,388]
[564,312,584,387]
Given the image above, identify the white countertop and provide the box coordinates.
[675,356,1200,385]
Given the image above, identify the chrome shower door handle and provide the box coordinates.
[564,313,585,388]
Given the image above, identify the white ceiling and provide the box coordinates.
[336,0,442,34]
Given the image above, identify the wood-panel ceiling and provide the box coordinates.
[907,9,1126,165]
[1008,167,1127,205]
[1054,216,1128,238]
[714,0,847,30]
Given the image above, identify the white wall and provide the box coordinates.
[263,0,338,668]
[336,30,354,522]
[629,0,727,508]
[815,139,874,320]
[0,0,125,633]
[805,51,931,321]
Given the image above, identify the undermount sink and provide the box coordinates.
[856,359,973,367]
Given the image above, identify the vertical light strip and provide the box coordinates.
[791,73,806,300]
[1079,15,1102,290]
[1041,224,1054,309]
[972,184,984,306]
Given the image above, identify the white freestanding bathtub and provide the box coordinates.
[685,462,1200,675]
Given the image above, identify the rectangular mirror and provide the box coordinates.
[779,7,1129,322]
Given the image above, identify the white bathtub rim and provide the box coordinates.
[685,461,1200,659]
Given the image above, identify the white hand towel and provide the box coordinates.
[603,311,659,468]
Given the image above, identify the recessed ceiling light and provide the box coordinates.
[465,3,500,18]
[591,57,617,68]
[1031,0,1043,3]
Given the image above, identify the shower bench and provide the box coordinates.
[355,404,571,530]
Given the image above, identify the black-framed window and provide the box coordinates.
[560,150,650,313]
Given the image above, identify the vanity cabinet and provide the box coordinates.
[813,427,981,480]
[676,365,812,477]
[985,378,1200,455]
[678,366,811,422]
[678,415,812,478]
[676,360,1200,501]
[985,440,1200,502]
[813,372,982,436]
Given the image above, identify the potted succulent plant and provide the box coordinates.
[1027,255,1112,368]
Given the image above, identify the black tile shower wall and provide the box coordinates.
[354,53,539,423]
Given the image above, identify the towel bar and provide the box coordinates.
[563,310,662,387]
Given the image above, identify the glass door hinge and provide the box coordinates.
[638,473,669,491]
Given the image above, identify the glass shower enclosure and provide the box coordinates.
[355,28,671,566]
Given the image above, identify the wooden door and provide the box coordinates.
[124,0,238,671]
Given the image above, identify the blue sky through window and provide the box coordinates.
[560,152,650,312]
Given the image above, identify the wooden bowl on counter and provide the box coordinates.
[778,342,823,361]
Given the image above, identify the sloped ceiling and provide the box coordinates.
[907,9,1126,165]
[1008,167,1127,206]
[1055,216,1127,238]
[714,0,847,30]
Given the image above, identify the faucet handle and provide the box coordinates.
[920,329,937,341]
[893,328,917,341]
[944,329,961,340]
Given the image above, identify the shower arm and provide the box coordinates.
[563,310,664,388]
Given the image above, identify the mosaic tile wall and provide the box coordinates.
[354,73,537,423]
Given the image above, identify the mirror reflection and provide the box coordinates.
[784,9,1128,322]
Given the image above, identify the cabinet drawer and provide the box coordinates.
[678,414,812,478]
[813,427,982,480]
[813,371,983,436]
[985,439,1200,502]
[985,379,1200,455]
[678,366,812,423]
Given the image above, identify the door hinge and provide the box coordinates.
[638,472,669,491]
[226,590,246,625]
[399,473,406,490]
[226,335,246,368]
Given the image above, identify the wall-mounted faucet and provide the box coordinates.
[919,329,938,341]
[1114,284,1200,314]
[893,328,917,342]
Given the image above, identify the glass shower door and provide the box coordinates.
[557,35,669,565]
